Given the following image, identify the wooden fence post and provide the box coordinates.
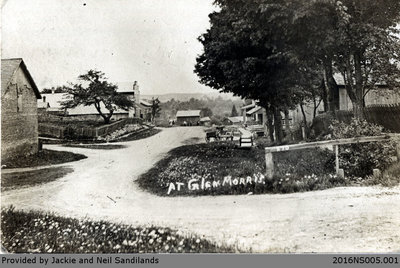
[265,151,274,179]
[334,145,339,175]
[396,143,400,162]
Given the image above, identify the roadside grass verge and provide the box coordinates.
[62,144,126,150]
[138,142,345,196]
[1,150,87,169]
[1,167,73,191]
[110,128,162,143]
[363,162,400,187]
[1,207,237,253]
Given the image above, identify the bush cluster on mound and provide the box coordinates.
[138,142,345,196]
[329,119,397,178]
[1,207,236,253]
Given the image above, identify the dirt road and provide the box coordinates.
[2,126,400,252]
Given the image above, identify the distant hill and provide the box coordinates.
[141,92,243,103]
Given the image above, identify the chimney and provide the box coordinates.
[133,81,139,91]
[133,81,140,103]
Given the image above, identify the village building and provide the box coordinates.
[176,110,201,126]
[38,81,152,121]
[240,98,325,133]
[199,116,211,126]
[1,58,42,161]
[335,74,400,111]
[223,116,244,125]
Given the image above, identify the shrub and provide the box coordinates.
[311,112,335,138]
[273,148,335,177]
[329,118,397,178]
[1,207,236,253]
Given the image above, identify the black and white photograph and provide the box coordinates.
[1,0,400,255]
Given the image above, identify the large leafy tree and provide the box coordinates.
[61,70,134,124]
[195,0,304,142]
[332,0,400,118]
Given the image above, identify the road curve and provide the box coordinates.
[2,126,400,252]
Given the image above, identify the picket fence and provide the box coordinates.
[39,118,143,139]
[334,104,400,133]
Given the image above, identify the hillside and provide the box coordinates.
[141,92,243,103]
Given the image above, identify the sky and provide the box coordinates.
[1,0,217,95]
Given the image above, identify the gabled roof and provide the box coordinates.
[140,99,152,107]
[227,116,243,123]
[200,117,211,122]
[40,92,69,109]
[246,106,262,115]
[176,110,201,117]
[334,73,387,87]
[116,82,136,93]
[67,104,128,115]
[1,58,41,99]
[241,102,256,110]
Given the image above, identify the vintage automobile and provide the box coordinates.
[205,129,220,142]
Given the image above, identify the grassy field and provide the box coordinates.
[2,149,87,169]
[1,208,237,253]
[1,167,74,191]
[138,142,346,196]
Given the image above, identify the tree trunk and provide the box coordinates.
[321,78,328,112]
[300,103,308,139]
[353,51,365,120]
[273,107,283,144]
[283,108,291,139]
[322,57,339,112]
[264,105,274,142]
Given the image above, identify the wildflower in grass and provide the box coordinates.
[165,245,170,250]
[196,239,200,244]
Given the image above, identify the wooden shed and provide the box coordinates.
[1,58,42,161]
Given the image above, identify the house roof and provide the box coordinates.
[333,73,387,86]
[2,58,41,99]
[200,117,211,122]
[140,99,152,107]
[241,102,256,110]
[176,110,201,117]
[67,104,128,115]
[246,106,262,115]
[37,102,50,109]
[40,93,129,115]
[227,116,243,123]
[115,82,136,93]
[40,93,69,109]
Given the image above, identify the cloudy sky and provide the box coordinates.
[1,0,217,95]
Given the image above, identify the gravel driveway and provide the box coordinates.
[2,126,400,252]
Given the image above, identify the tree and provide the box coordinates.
[61,70,134,124]
[201,107,213,117]
[195,0,308,143]
[231,105,238,117]
[150,97,162,123]
[332,0,400,118]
